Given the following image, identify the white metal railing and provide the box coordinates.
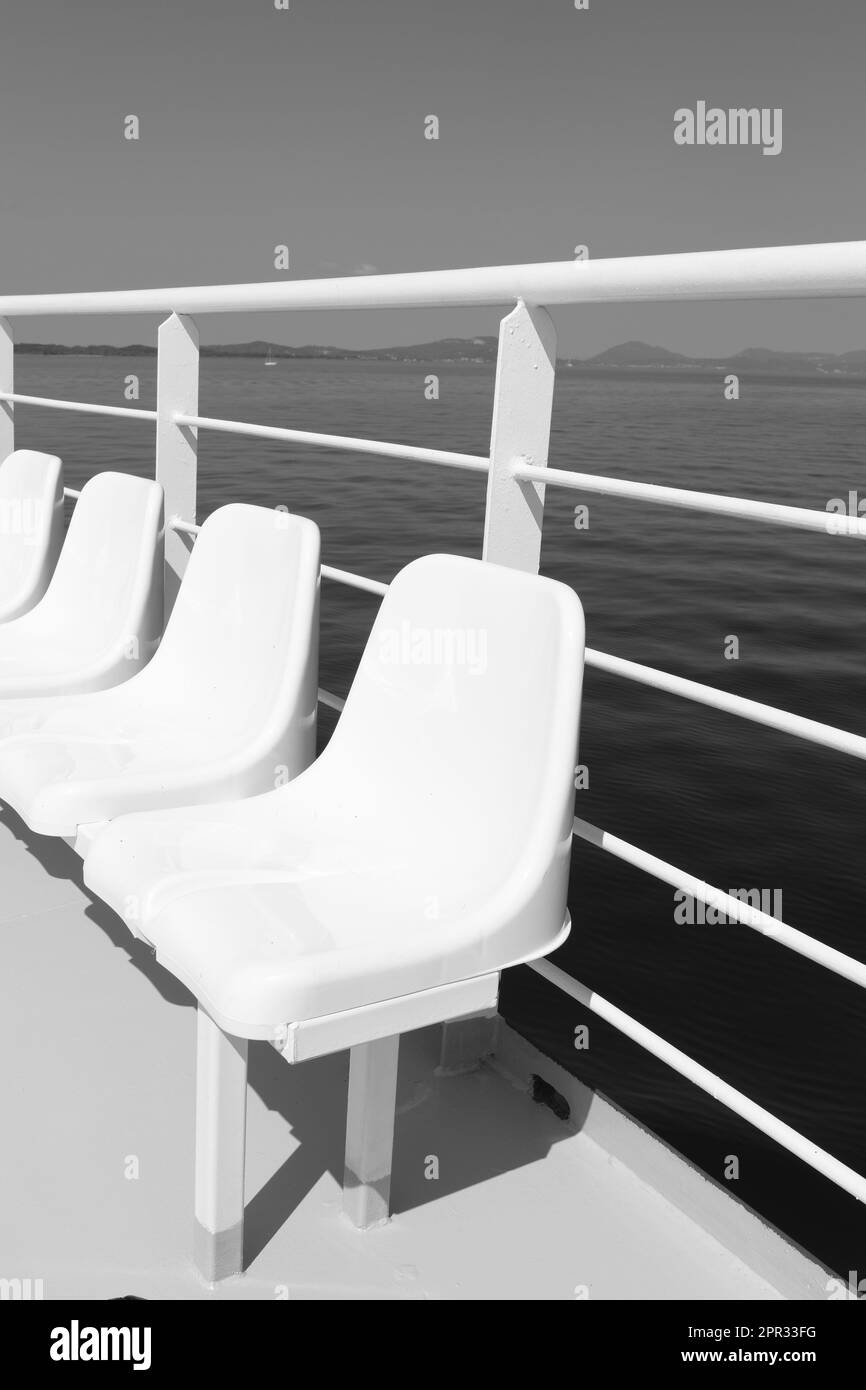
[528,957,866,1205]
[514,461,865,536]
[320,564,389,598]
[584,647,866,762]
[164,520,390,598]
[2,240,865,1208]
[571,817,866,989]
[175,413,489,474]
[2,242,866,315]
[0,391,156,423]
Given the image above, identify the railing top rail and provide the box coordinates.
[2,242,866,316]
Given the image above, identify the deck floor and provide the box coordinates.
[0,805,791,1301]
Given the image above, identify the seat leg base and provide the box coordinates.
[193,1217,244,1284]
[193,1006,248,1282]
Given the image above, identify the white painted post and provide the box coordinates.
[482,298,558,570]
[342,1035,400,1230]
[156,312,199,620]
[441,299,558,1074]
[0,319,13,462]
[193,1006,248,1283]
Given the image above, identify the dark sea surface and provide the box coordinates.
[11,354,866,1278]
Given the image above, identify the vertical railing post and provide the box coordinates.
[481,299,557,571]
[440,298,557,1074]
[0,319,14,462]
[156,312,199,621]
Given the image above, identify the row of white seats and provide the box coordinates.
[0,449,586,1284]
[0,449,65,623]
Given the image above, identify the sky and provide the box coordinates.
[1,0,865,354]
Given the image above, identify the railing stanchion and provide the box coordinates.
[0,319,13,462]
[481,298,557,571]
[156,312,199,620]
[441,299,558,1073]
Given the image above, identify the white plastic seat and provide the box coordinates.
[79,551,584,1281]
[83,554,585,1037]
[0,450,65,622]
[0,471,163,699]
[0,504,320,834]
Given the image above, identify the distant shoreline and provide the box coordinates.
[15,339,866,382]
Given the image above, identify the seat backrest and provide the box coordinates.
[325,553,585,867]
[32,471,164,665]
[137,504,320,749]
[0,450,64,621]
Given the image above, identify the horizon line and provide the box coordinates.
[11,336,866,370]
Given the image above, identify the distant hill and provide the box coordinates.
[571,341,866,377]
[18,343,156,357]
[585,341,689,367]
[15,336,501,363]
[201,336,501,362]
[14,337,866,377]
[729,347,855,373]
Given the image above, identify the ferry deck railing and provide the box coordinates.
[1,241,866,1205]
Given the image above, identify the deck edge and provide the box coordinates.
[489,1019,852,1302]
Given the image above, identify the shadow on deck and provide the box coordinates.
[0,806,833,1300]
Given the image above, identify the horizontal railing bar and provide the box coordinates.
[63,487,81,500]
[141,523,866,762]
[165,525,387,597]
[0,391,157,421]
[515,462,852,537]
[175,413,488,474]
[308,554,866,758]
[321,564,389,597]
[318,687,346,713]
[528,957,866,1205]
[585,647,866,761]
[162,522,863,758]
[572,815,866,990]
[2,243,866,315]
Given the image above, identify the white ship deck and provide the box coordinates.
[0,805,836,1301]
